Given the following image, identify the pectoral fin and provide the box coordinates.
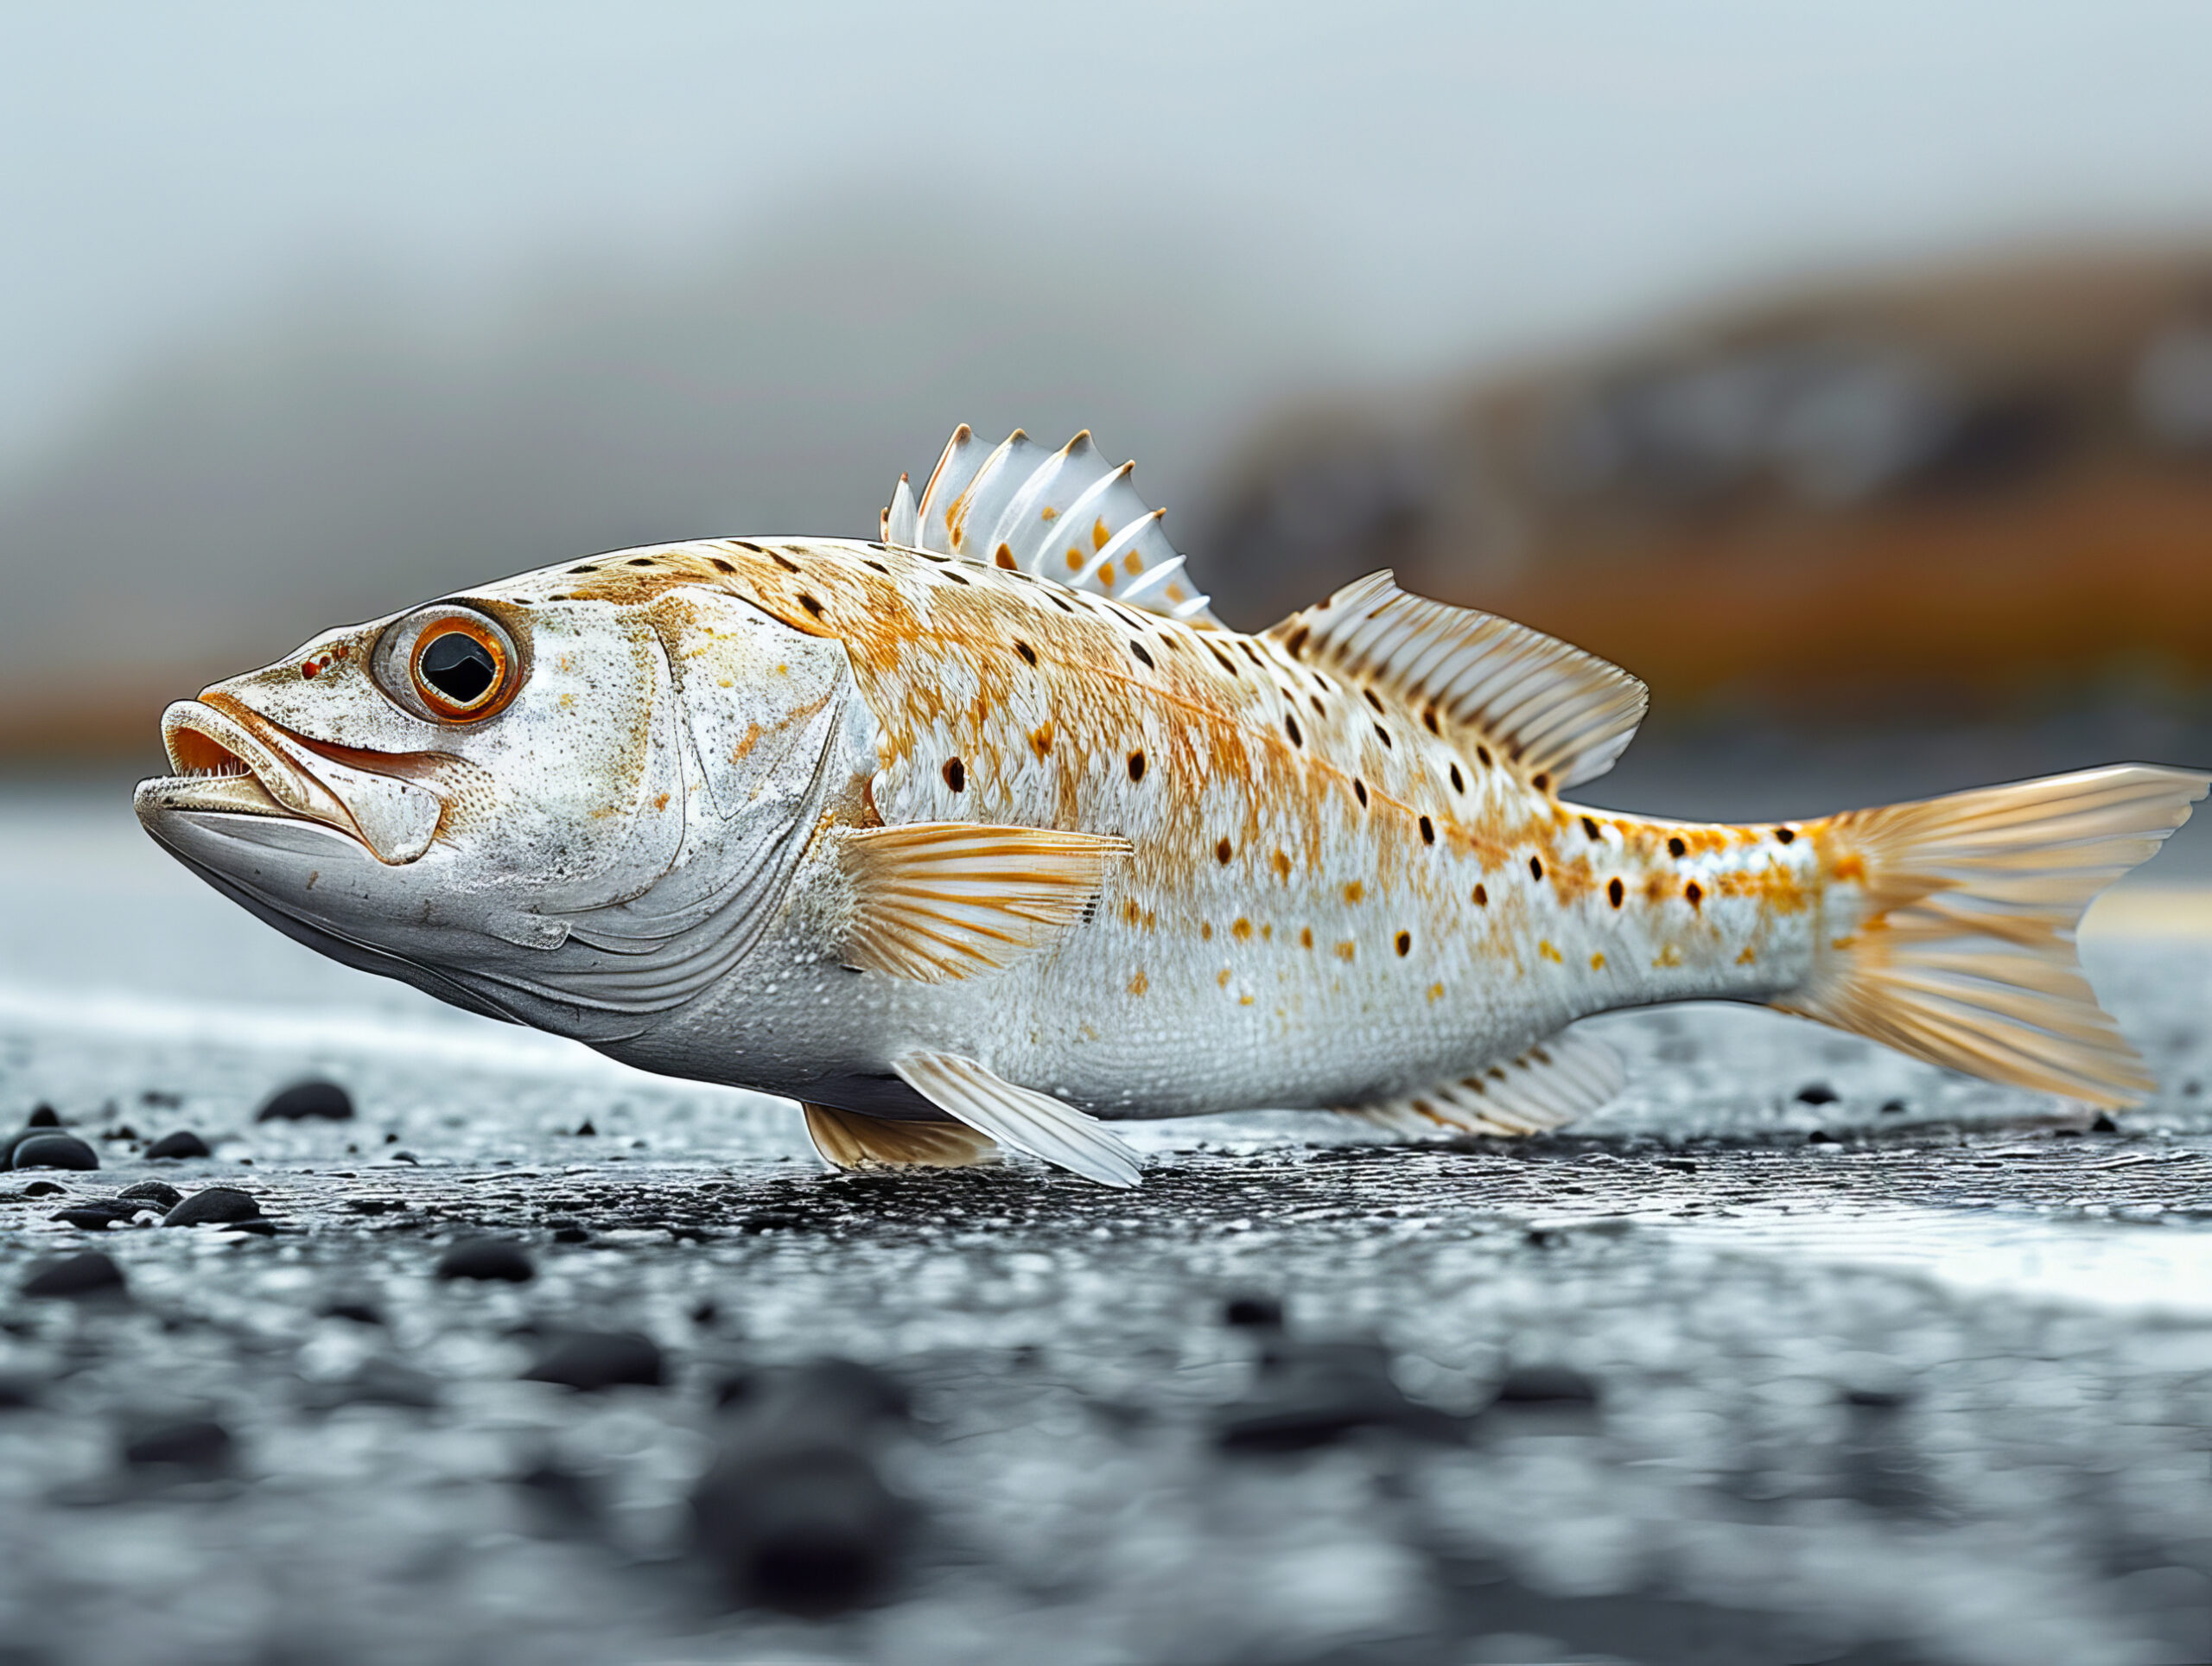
[892,1051,1141,1188]
[802,1103,999,1170]
[1338,1029,1624,1137]
[837,822,1128,982]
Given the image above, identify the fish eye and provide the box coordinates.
[374,607,522,722]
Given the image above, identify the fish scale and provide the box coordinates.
[133,426,2209,1186]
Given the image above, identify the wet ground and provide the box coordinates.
[2,785,2209,1666]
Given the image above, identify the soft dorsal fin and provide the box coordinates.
[1268,571,1648,790]
[1338,1029,1624,1137]
[885,426,1221,626]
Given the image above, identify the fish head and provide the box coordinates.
[135,554,863,1027]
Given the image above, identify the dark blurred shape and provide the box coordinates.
[116,1179,183,1208]
[1485,1364,1599,1408]
[123,1417,232,1473]
[1216,1334,1459,1452]
[22,1250,126,1299]
[522,1330,664,1392]
[301,1357,442,1412]
[9,1133,99,1171]
[256,1080,354,1122]
[1221,1292,1284,1330]
[26,1105,60,1128]
[692,1359,913,1616]
[143,1129,212,1160]
[1204,248,2212,722]
[435,1237,535,1282]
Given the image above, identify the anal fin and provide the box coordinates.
[1338,1030,1623,1137]
[893,1051,1141,1187]
[802,1103,998,1170]
[837,821,1129,982]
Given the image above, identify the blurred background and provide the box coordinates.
[4,0,2212,830]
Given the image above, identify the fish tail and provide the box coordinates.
[1772,765,2208,1108]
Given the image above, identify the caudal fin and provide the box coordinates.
[1775,765,2209,1108]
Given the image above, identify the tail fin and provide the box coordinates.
[1776,765,2209,1108]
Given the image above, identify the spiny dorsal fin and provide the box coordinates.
[836,821,1130,982]
[893,1051,1141,1187]
[1268,571,1649,790]
[889,425,1220,626]
[802,1103,999,1170]
[1338,1029,1624,1137]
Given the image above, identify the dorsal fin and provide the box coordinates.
[1268,571,1648,790]
[887,425,1220,626]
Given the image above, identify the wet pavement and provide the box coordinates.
[1,786,2209,1666]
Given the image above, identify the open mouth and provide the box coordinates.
[137,699,444,864]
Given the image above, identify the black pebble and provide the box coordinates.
[19,1180,65,1198]
[1795,1083,1840,1105]
[2089,1112,2120,1133]
[27,1104,60,1128]
[124,1418,232,1472]
[1223,1294,1284,1330]
[1878,1099,1907,1115]
[10,1134,98,1171]
[319,1298,384,1326]
[53,1205,134,1231]
[1217,1338,1457,1452]
[162,1187,261,1228]
[117,1180,183,1210]
[551,1225,591,1244]
[1807,1129,1841,1145]
[104,1124,137,1141]
[436,1237,535,1282]
[256,1080,354,1122]
[1490,1364,1599,1406]
[574,1119,597,1137]
[144,1130,213,1160]
[524,1331,665,1391]
[22,1251,126,1300]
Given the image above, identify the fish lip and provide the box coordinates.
[142,698,367,849]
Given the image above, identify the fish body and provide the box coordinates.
[137,427,2208,1184]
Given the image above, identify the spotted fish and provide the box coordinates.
[135,426,2209,1185]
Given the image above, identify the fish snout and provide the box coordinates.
[141,698,443,865]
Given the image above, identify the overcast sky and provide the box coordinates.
[4,0,2210,475]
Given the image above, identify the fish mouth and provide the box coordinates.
[137,698,443,864]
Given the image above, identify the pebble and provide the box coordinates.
[26,1105,60,1128]
[53,1205,136,1231]
[7,1133,98,1171]
[144,1130,213,1160]
[524,1331,666,1391]
[319,1298,384,1326]
[1795,1083,1840,1105]
[256,1080,355,1122]
[1223,1293,1285,1330]
[162,1187,262,1228]
[1489,1364,1600,1406]
[1216,1338,1458,1452]
[116,1180,184,1210]
[22,1251,127,1300]
[435,1237,535,1282]
[123,1418,232,1472]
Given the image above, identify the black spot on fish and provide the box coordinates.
[1777,826,1796,844]
[1216,837,1234,865]
[1529,856,1544,881]
[797,593,825,620]
[1476,744,1493,768]
[1395,931,1411,957]
[1668,836,1688,859]
[1581,817,1600,841]
[1609,877,1624,907]
[1418,815,1435,846]
[943,758,966,792]
[1448,763,1465,794]
[1353,779,1369,809]
[1129,640,1154,669]
[708,556,735,575]
[1684,881,1703,908]
[1473,884,1488,906]
[1372,723,1392,749]
[1014,640,1038,667]
[1128,750,1146,782]
[767,550,804,575]
[1284,713,1302,747]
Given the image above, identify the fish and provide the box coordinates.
[135,425,2209,1186]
